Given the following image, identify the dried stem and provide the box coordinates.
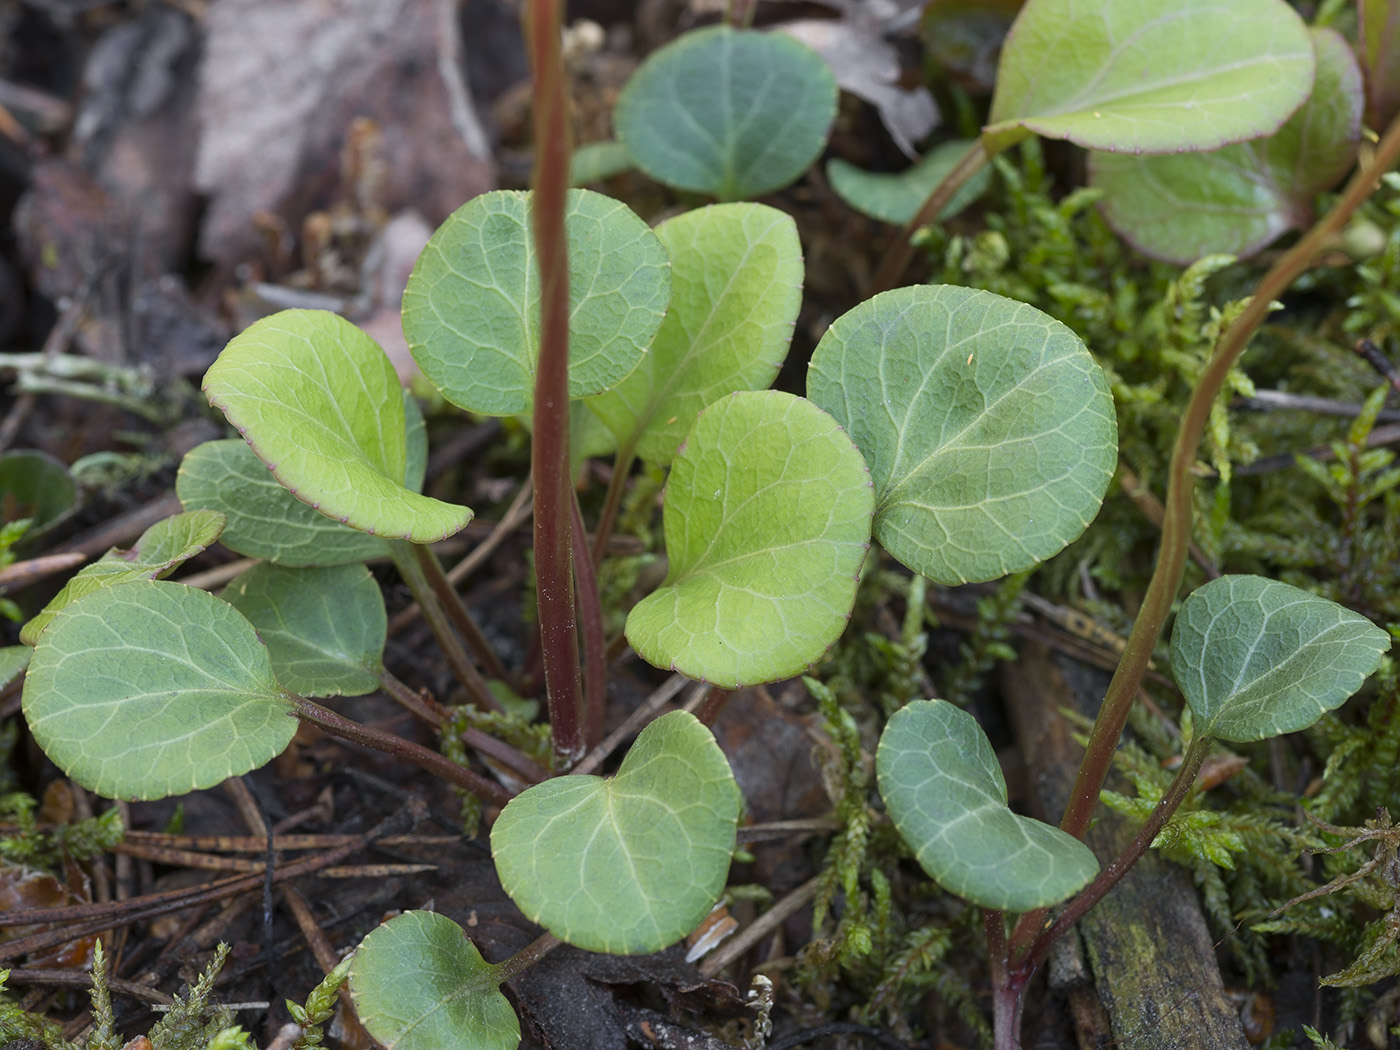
[290,693,513,808]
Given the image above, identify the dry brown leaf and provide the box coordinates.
[778,2,938,157]
[194,0,493,268]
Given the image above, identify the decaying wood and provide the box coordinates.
[1001,642,1249,1050]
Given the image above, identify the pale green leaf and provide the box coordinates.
[1091,28,1362,264]
[877,699,1098,911]
[0,646,30,689]
[807,285,1116,585]
[985,0,1315,154]
[179,440,385,566]
[1170,576,1391,743]
[626,391,872,688]
[0,450,77,534]
[614,26,837,200]
[222,563,385,697]
[21,509,226,646]
[572,400,618,470]
[826,141,991,226]
[403,189,670,416]
[177,394,425,567]
[350,911,519,1050]
[588,203,802,466]
[22,580,294,800]
[491,711,741,954]
[570,140,634,185]
[204,309,471,544]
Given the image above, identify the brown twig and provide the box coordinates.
[0,551,86,591]
[1115,465,1219,579]
[377,669,550,783]
[1242,386,1400,420]
[108,840,432,877]
[573,674,693,775]
[1354,337,1400,395]
[0,825,459,853]
[698,875,821,977]
[52,492,184,558]
[282,884,367,1043]
[176,557,258,591]
[0,801,425,962]
[291,694,514,807]
[1,967,174,1006]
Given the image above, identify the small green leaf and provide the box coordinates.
[826,141,991,226]
[350,911,519,1050]
[403,189,670,417]
[177,394,427,567]
[21,510,226,645]
[178,440,385,565]
[0,450,77,534]
[222,563,385,698]
[204,310,471,544]
[572,400,618,470]
[491,711,741,954]
[588,203,802,466]
[984,0,1315,155]
[614,26,837,200]
[1091,29,1362,264]
[22,580,294,800]
[570,140,634,185]
[626,391,872,688]
[807,285,1116,585]
[877,699,1098,911]
[1170,576,1391,743]
[0,646,30,689]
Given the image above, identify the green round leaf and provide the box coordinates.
[1091,28,1362,264]
[1170,576,1391,743]
[491,711,742,954]
[22,580,294,800]
[222,563,385,698]
[179,440,386,565]
[985,0,1315,155]
[588,203,802,466]
[877,699,1099,911]
[403,189,671,417]
[0,646,30,690]
[571,140,634,185]
[350,911,519,1050]
[826,141,991,226]
[614,26,838,200]
[21,509,227,646]
[626,391,873,688]
[178,395,428,567]
[807,286,1116,585]
[204,310,471,544]
[0,450,77,535]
